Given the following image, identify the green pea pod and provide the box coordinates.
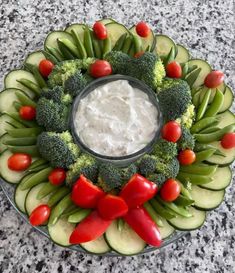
[45,46,64,61]
[5,112,38,128]
[174,195,194,207]
[7,127,43,138]
[102,37,112,58]
[128,46,135,57]
[194,143,225,157]
[47,186,70,207]
[28,164,50,173]
[13,101,22,111]
[187,64,198,74]
[200,126,220,134]
[49,194,73,226]
[6,119,25,129]
[70,29,87,59]
[149,199,176,220]
[68,208,92,223]
[143,202,164,227]
[132,34,142,54]
[15,91,37,107]
[191,117,218,133]
[185,67,202,88]
[4,136,37,147]
[196,88,211,121]
[7,145,39,157]
[181,62,189,79]
[121,36,133,54]
[192,91,201,109]
[24,63,47,88]
[164,46,176,65]
[57,38,80,58]
[61,205,79,218]
[84,26,95,57]
[195,148,216,163]
[28,158,48,170]
[42,50,59,64]
[204,89,224,117]
[57,39,75,60]
[177,181,192,200]
[20,167,53,190]
[16,79,41,96]
[113,33,127,51]
[177,172,213,185]
[145,45,150,52]
[37,182,58,200]
[92,37,102,59]
[117,218,125,232]
[194,123,235,143]
[180,163,217,176]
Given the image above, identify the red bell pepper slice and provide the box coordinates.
[123,206,162,247]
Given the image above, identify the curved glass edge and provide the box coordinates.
[0,177,186,256]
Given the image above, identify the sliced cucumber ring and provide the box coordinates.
[0,88,23,113]
[159,218,175,239]
[155,35,176,57]
[44,31,74,53]
[0,114,15,138]
[98,18,116,25]
[65,23,85,43]
[105,23,129,48]
[80,235,111,254]
[217,110,235,128]
[175,44,190,63]
[218,86,234,113]
[0,134,8,154]
[25,51,45,67]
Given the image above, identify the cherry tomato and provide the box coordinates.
[178,149,196,165]
[161,121,182,143]
[120,174,157,209]
[166,61,182,78]
[90,60,112,78]
[136,21,150,37]
[19,106,36,120]
[29,204,51,226]
[134,51,145,58]
[69,210,112,244]
[204,70,224,88]
[71,175,105,208]
[93,22,107,40]
[160,179,181,202]
[97,194,128,220]
[8,153,32,171]
[221,132,235,149]
[48,168,66,185]
[39,59,54,78]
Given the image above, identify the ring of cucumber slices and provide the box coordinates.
[0,18,234,256]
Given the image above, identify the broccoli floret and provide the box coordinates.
[138,154,157,177]
[155,156,180,179]
[37,131,80,168]
[176,104,195,129]
[40,86,72,104]
[151,138,177,161]
[36,97,71,132]
[97,163,123,192]
[66,154,99,186]
[147,173,166,186]
[120,164,137,184]
[104,51,132,75]
[177,126,195,150]
[157,78,192,121]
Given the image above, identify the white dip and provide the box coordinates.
[74,80,159,156]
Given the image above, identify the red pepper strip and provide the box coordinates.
[123,206,162,247]
[69,210,112,244]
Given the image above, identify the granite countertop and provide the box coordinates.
[0,0,234,272]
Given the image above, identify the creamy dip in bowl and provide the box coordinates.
[71,75,163,166]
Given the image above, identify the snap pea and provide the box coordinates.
[7,127,43,138]
[164,46,176,65]
[149,199,175,220]
[28,164,50,173]
[192,90,201,109]
[45,46,64,61]
[195,148,216,163]
[200,126,220,134]
[20,167,53,190]
[16,79,41,96]
[57,38,80,58]
[180,163,217,176]
[187,64,198,75]
[117,218,125,232]
[37,182,58,200]
[60,205,79,218]
[13,101,22,111]
[177,181,192,200]
[49,194,73,226]
[181,62,189,79]
[132,34,142,54]
[7,145,40,157]
[28,158,48,171]
[84,26,95,57]
[68,208,92,223]
[174,194,194,207]
[91,33,102,59]
[204,89,224,117]
[57,39,75,60]
[102,37,112,57]
[42,50,59,64]
[6,119,25,129]
[185,67,201,88]
[47,186,70,207]
[24,63,47,88]
[196,88,211,121]
[194,123,235,143]
[5,112,38,128]
[194,143,225,157]
[177,172,213,185]
[70,29,87,59]
[128,46,135,57]
[113,33,127,51]
[143,202,164,227]
[121,36,133,54]
[15,91,37,107]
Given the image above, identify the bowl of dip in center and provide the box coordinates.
[71,75,163,166]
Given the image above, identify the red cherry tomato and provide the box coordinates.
[93,22,107,40]
[120,174,157,209]
[39,59,54,78]
[19,106,36,120]
[29,204,51,226]
[48,168,66,185]
[90,60,112,78]
[134,51,145,58]
[69,210,112,244]
[8,153,32,171]
[71,175,105,208]
[160,179,181,202]
[178,149,196,165]
[204,70,224,88]
[221,132,235,149]
[136,21,150,38]
[161,121,182,143]
[166,61,182,78]
[97,194,128,220]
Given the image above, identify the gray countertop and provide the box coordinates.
[0,0,234,272]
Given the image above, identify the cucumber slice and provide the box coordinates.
[48,217,75,247]
[175,44,190,63]
[155,35,176,57]
[168,207,206,231]
[0,150,27,184]
[200,166,232,191]
[217,110,235,128]
[191,185,225,210]
[205,141,235,166]
[105,23,129,48]
[218,86,234,113]
[130,26,155,51]
[0,134,8,154]
[98,18,116,25]
[65,23,85,43]
[159,218,175,239]
[4,70,37,98]
[44,31,74,53]
[25,51,45,66]
[0,88,22,113]
[25,182,51,215]
[80,235,111,254]
[187,59,211,88]
[0,114,15,137]
[105,220,146,255]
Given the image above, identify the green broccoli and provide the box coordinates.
[37,131,80,168]
[155,156,180,179]
[177,126,195,150]
[147,173,166,186]
[36,97,71,132]
[138,154,157,177]
[120,163,137,184]
[40,86,72,104]
[104,51,132,75]
[97,163,123,192]
[176,104,195,129]
[66,154,99,186]
[151,138,177,161]
[157,78,192,121]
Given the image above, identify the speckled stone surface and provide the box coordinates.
[0,0,235,272]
